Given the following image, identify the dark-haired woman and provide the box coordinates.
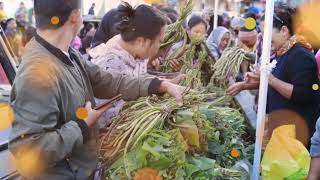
[90,3,167,127]
[227,5,320,148]
[90,3,165,76]
[91,8,122,48]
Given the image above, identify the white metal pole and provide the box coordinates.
[213,0,219,29]
[251,0,275,179]
[237,0,241,16]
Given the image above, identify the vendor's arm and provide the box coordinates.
[9,61,90,173]
[268,74,293,99]
[227,81,259,96]
[280,50,318,104]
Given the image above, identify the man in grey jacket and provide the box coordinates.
[8,0,187,179]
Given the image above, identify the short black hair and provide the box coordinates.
[187,15,207,30]
[161,7,178,16]
[244,12,256,20]
[116,2,167,42]
[34,0,81,29]
[166,13,178,24]
[273,3,296,36]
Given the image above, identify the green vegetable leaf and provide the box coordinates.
[188,156,216,171]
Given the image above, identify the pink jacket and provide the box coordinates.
[316,51,320,80]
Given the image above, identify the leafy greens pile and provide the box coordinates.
[99,88,254,179]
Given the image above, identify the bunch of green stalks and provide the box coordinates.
[210,47,251,86]
[98,91,220,168]
[160,0,193,49]
[180,36,214,89]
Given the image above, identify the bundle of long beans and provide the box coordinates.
[180,36,215,88]
[210,47,251,86]
[160,0,193,49]
[98,91,220,169]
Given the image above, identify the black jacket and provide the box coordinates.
[267,44,320,137]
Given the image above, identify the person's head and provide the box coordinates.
[166,13,177,24]
[81,35,93,54]
[20,1,25,8]
[0,2,4,9]
[271,3,296,51]
[161,7,178,16]
[6,18,17,30]
[92,3,95,7]
[208,26,231,51]
[85,23,94,31]
[230,17,244,35]
[117,2,167,59]
[16,13,27,22]
[34,0,82,37]
[238,27,258,49]
[202,8,214,24]
[187,15,207,39]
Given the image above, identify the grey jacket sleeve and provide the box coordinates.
[8,60,85,171]
[311,117,320,157]
[82,58,161,100]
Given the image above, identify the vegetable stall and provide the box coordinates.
[98,1,257,179]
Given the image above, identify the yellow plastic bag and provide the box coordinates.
[261,125,310,180]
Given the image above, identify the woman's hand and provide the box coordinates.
[150,59,161,71]
[227,82,244,96]
[169,58,183,72]
[244,64,261,83]
[168,74,186,84]
[159,81,190,106]
[84,101,114,127]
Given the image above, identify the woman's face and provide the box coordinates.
[188,23,207,39]
[219,32,230,51]
[271,26,290,51]
[7,20,17,30]
[138,26,166,60]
